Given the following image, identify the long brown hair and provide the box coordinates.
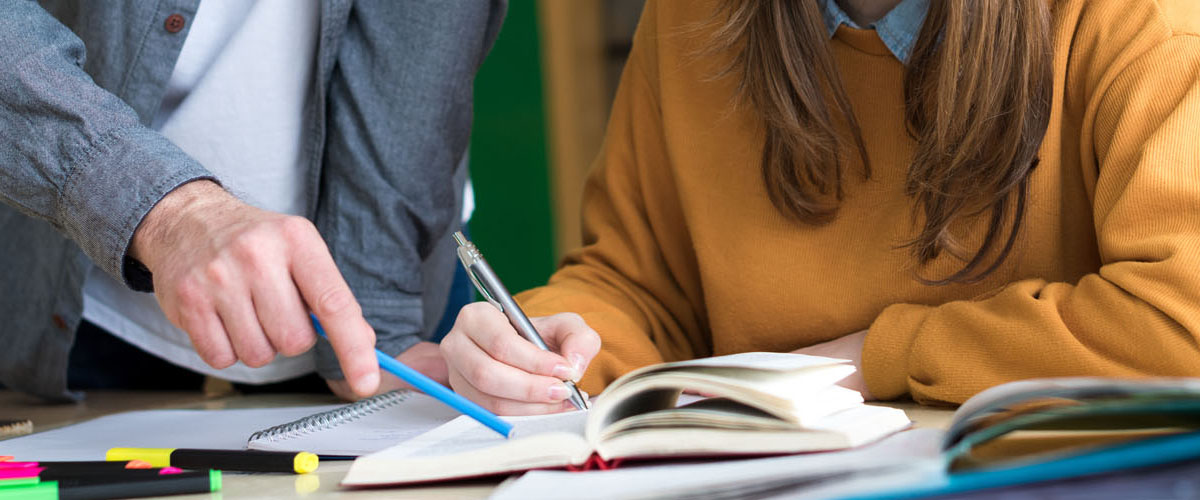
[711,0,1053,284]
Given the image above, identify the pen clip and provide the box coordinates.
[454,233,505,313]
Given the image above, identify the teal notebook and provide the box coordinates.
[844,377,1200,499]
[846,429,1200,499]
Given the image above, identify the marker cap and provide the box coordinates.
[293,452,318,474]
[106,448,172,468]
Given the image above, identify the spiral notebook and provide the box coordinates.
[246,390,461,457]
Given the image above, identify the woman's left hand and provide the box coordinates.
[793,330,874,401]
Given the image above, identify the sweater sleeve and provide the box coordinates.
[862,34,1200,403]
[517,1,710,393]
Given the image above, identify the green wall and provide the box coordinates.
[468,1,558,294]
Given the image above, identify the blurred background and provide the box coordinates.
[468,0,646,293]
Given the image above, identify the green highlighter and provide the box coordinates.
[0,478,40,490]
[0,470,220,500]
[0,482,53,500]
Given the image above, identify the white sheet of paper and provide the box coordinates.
[0,406,338,461]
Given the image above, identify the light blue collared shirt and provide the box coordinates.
[821,0,930,62]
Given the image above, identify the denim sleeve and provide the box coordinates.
[313,0,506,378]
[0,1,213,291]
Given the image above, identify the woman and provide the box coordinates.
[442,0,1200,415]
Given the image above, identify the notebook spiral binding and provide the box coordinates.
[248,389,415,444]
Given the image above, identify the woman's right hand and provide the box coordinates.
[440,303,601,415]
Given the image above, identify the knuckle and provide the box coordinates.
[203,260,232,286]
[438,334,456,356]
[339,342,377,375]
[538,352,567,374]
[526,381,548,403]
[458,302,490,322]
[231,231,265,257]
[315,287,358,318]
[243,348,275,368]
[186,330,222,364]
[439,334,463,361]
[466,363,493,390]
[484,333,513,361]
[174,303,203,331]
[173,279,207,309]
[279,329,316,356]
[207,350,236,369]
[280,216,316,241]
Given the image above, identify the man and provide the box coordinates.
[0,0,504,401]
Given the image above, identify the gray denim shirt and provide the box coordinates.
[0,0,505,401]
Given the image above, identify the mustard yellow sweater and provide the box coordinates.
[518,0,1200,404]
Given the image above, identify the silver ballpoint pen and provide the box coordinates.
[453,232,589,410]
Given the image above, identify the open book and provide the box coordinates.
[342,352,911,486]
[488,377,1200,500]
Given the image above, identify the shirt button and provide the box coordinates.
[52,315,68,330]
[164,14,186,33]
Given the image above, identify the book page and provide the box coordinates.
[588,365,861,437]
[491,428,945,500]
[595,404,912,460]
[342,410,593,486]
[650,352,849,372]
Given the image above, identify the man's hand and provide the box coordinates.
[130,180,380,397]
[793,329,874,401]
[325,341,447,400]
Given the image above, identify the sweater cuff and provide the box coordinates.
[862,303,933,400]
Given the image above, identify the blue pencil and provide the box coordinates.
[309,314,513,438]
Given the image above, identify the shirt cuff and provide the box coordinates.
[58,125,215,292]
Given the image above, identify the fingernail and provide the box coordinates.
[552,363,573,380]
[548,383,568,401]
[357,371,380,396]
[569,354,586,381]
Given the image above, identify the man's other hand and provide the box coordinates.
[325,341,448,401]
[130,180,380,397]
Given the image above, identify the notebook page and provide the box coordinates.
[0,406,340,461]
[247,392,461,455]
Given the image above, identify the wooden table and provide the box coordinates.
[0,390,955,499]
